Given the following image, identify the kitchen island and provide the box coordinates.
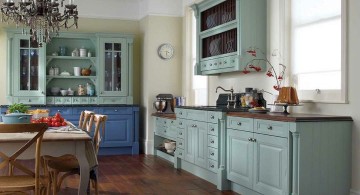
[153,107,352,195]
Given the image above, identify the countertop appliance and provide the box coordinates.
[154,94,174,113]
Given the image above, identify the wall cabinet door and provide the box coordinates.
[253,133,288,195]
[99,38,128,97]
[227,129,253,189]
[12,34,45,97]
[101,114,133,147]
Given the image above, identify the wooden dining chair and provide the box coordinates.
[78,110,95,131]
[0,123,48,195]
[44,114,108,195]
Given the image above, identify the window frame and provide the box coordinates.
[289,0,348,104]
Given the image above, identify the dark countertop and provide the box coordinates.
[152,113,176,119]
[227,112,353,122]
[155,106,353,122]
[0,104,140,108]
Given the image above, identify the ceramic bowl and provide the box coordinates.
[60,90,68,96]
[51,87,60,96]
[164,141,176,153]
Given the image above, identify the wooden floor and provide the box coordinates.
[58,155,238,195]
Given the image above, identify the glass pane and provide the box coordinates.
[20,49,29,90]
[114,52,121,91]
[105,43,112,51]
[30,40,39,48]
[202,28,237,58]
[114,43,121,51]
[29,49,39,90]
[20,40,29,48]
[104,51,113,91]
[297,71,341,90]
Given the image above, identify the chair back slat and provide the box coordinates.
[78,110,95,131]
[0,123,47,194]
[92,114,108,154]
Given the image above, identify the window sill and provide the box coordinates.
[300,99,349,104]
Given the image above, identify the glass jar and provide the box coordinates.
[48,67,54,76]
[77,84,86,96]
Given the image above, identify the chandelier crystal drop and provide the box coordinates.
[1,0,78,46]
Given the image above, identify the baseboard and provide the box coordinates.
[142,138,153,154]
[350,189,360,195]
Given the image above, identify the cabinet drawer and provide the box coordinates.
[46,97,55,104]
[98,97,127,104]
[207,111,221,123]
[177,128,185,139]
[208,159,218,173]
[177,119,185,128]
[184,109,207,122]
[54,97,72,105]
[177,138,184,149]
[72,107,99,115]
[208,135,218,149]
[72,97,89,104]
[255,119,289,138]
[89,97,98,104]
[14,97,45,104]
[49,107,72,115]
[99,107,132,115]
[168,119,176,128]
[176,148,184,159]
[165,126,177,140]
[227,116,253,132]
[208,123,218,136]
[175,108,185,118]
[208,147,218,161]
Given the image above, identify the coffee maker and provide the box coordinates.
[154,94,174,113]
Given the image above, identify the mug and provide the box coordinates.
[74,67,81,76]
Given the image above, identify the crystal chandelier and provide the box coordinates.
[1,0,78,46]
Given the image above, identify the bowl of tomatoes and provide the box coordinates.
[31,112,67,127]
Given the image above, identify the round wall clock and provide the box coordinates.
[157,43,174,60]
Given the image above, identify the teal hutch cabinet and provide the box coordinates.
[5,30,138,155]
[191,0,267,75]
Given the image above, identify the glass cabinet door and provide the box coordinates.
[13,35,45,96]
[99,38,128,96]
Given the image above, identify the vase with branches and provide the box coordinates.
[242,47,286,91]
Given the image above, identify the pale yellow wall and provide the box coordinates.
[140,15,183,154]
[0,18,141,105]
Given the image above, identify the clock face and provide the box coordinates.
[158,43,174,60]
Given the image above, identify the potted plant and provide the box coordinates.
[2,103,32,124]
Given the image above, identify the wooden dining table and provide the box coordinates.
[0,130,98,195]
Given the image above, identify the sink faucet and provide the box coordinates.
[216,86,236,108]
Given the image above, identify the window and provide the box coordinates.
[290,0,347,103]
[184,8,208,106]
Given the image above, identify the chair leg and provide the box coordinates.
[51,170,59,195]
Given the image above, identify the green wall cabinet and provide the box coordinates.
[7,33,46,104]
[191,0,267,75]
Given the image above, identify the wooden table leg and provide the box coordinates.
[75,141,90,195]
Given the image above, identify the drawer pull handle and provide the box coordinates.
[171,121,174,123]
[179,152,182,155]
[237,122,242,126]
[210,165,214,168]
[179,132,182,135]
[179,112,182,115]
[211,153,214,156]
[210,115,214,119]
[248,138,252,141]
[179,143,182,145]
[57,110,61,113]
[210,140,214,144]
[179,122,182,125]
[253,138,257,142]
[114,110,118,112]
[267,126,273,130]
[210,128,214,131]
[192,124,197,127]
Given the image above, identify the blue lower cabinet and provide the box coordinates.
[101,114,133,147]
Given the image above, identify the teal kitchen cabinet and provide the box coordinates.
[7,32,46,104]
[98,36,134,104]
[227,117,288,195]
[227,114,352,195]
[191,0,267,75]
[175,108,228,190]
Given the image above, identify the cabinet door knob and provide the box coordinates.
[179,143,182,145]
[164,130,167,133]
[179,132,182,135]
[210,165,214,168]
[210,115,214,119]
[179,122,182,125]
[237,122,242,126]
[210,140,214,144]
[210,128,214,131]
[253,138,257,142]
[267,126,272,130]
[179,112,182,115]
[101,92,103,94]
[179,152,182,155]
[41,91,44,94]
[211,153,214,156]
[114,109,118,112]
[28,99,31,102]
[193,124,197,127]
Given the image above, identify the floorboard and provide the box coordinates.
[58,154,238,195]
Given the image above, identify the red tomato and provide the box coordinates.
[55,112,62,119]
[54,122,61,127]
[47,121,53,127]
[51,122,56,127]
[37,118,43,122]
[42,117,49,123]
[31,119,37,123]
[59,117,64,123]
[52,117,60,122]
[61,121,67,126]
